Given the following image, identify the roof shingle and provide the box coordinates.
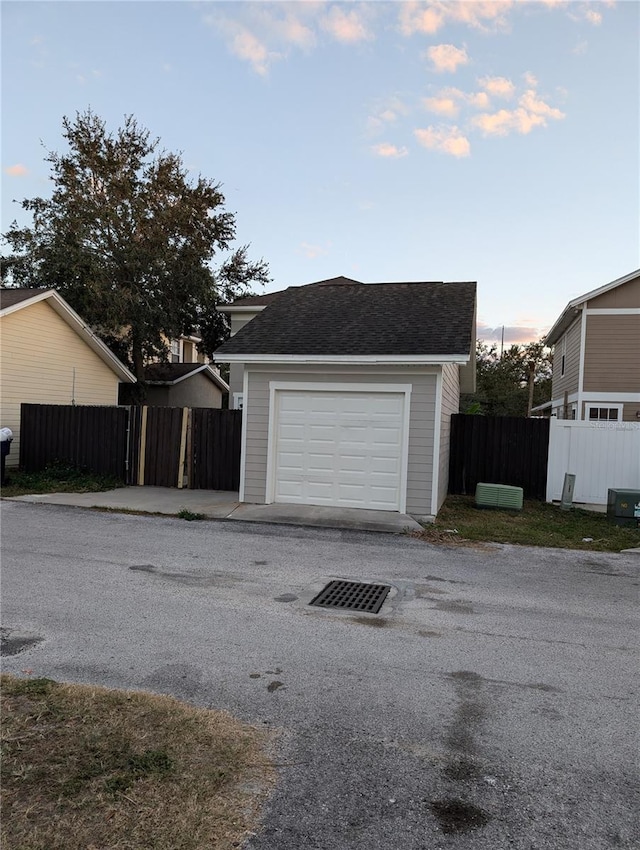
[0,288,48,310]
[216,280,476,357]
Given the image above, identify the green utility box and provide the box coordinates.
[607,489,640,528]
[475,483,524,511]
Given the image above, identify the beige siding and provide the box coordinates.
[583,314,640,393]
[243,366,438,515]
[622,402,640,422]
[551,316,581,407]
[438,363,459,511]
[1,300,121,466]
[587,274,640,308]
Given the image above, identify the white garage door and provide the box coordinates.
[272,389,408,511]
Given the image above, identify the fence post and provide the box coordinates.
[137,406,148,486]
[177,407,189,489]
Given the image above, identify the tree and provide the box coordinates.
[462,340,552,417]
[1,110,269,380]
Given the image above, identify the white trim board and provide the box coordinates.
[430,370,443,517]
[238,368,249,502]
[217,353,469,365]
[581,393,640,402]
[586,308,640,315]
[216,305,268,314]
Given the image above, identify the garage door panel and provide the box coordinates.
[273,389,407,511]
[309,424,337,441]
[338,455,367,472]
[306,453,334,472]
[370,457,400,474]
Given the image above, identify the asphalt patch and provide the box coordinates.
[0,628,43,657]
[430,798,491,834]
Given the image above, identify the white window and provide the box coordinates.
[233,392,244,411]
[587,405,622,422]
[560,337,566,377]
[170,340,180,363]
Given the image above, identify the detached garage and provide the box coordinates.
[215,277,476,519]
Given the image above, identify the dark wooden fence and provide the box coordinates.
[20,403,130,480]
[19,403,242,491]
[448,414,550,499]
[142,406,185,487]
[191,409,242,491]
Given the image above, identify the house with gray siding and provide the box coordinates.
[215,277,476,519]
[538,269,640,422]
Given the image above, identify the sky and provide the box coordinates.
[2,0,639,345]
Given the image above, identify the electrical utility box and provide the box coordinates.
[607,489,640,528]
[475,483,524,511]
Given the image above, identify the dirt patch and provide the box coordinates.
[1,674,275,850]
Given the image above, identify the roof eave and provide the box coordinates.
[216,305,268,314]
[146,364,230,392]
[214,353,470,365]
[546,267,640,345]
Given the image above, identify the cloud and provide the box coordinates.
[477,323,546,345]
[478,75,515,99]
[398,1,513,35]
[572,40,589,55]
[398,2,444,35]
[371,142,409,159]
[426,44,469,74]
[471,86,565,136]
[300,241,329,260]
[207,3,374,75]
[423,87,490,116]
[423,95,460,117]
[366,97,409,135]
[4,164,29,177]
[208,13,282,76]
[230,28,277,76]
[322,6,373,43]
[414,125,470,157]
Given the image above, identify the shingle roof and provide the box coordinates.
[143,362,229,391]
[216,280,476,357]
[225,276,363,308]
[0,288,47,310]
[144,363,205,382]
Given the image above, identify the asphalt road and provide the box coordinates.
[1,501,638,849]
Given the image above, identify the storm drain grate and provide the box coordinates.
[310,580,391,614]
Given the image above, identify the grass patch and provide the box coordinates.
[417,495,640,552]
[177,508,207,521]
[1,674,275,850]
[2,461,121,498]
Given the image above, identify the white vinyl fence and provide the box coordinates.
[546,418,640,505]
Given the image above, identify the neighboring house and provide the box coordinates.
[536,269,640,422]
[119,362,229,408]
[0,288,135,467]
[215,276,476,519]
[166,334,209,365]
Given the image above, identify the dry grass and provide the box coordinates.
[417,495,640,552]
[1,675,275,850]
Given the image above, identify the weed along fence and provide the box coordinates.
[546,418,640,506]
[448,414,550,500]
[19,403,242,491]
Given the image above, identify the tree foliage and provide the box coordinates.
[462,340,552,417]
[1,110,269,379]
